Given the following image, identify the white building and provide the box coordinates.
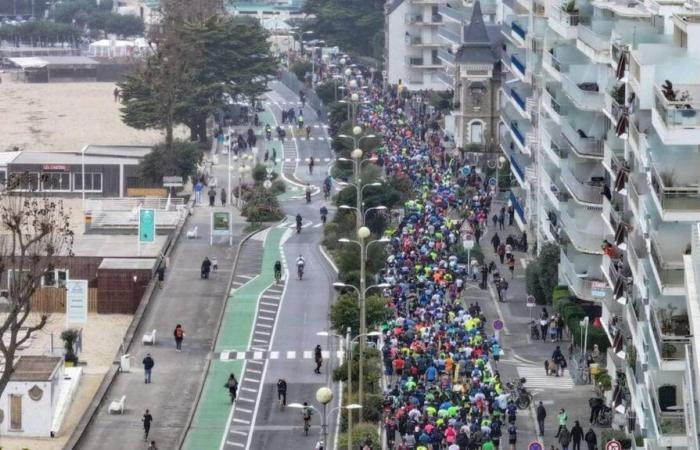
[385,0,447,91]
[0,356,63,437]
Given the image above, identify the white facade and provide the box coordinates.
[385,0,446,91]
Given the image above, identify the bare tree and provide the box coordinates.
[0,187,74,398]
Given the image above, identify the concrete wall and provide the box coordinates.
[0,369,61,437]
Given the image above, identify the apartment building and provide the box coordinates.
[531,0,700,447]
[385,0,447,90]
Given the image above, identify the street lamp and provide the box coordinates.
[317,328,379,450]
[488,155,507,190]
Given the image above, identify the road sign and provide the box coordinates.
[66,280,88,325]
[139,208,155,243]
[163,176,183,188]
[493,319,504,331]
[461,166,471,176]
[527,295,536,307]
[606,440,622,450]
[489,177,497,187]
[527,442,543,450]
[263,180,272,189]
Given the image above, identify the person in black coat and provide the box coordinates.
[491,232,501,253]
[201,257,211,279]
[584,428,597,450]
[571,420,584,450]
[536,401,547,436]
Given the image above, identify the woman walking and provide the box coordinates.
[173,324,185,351]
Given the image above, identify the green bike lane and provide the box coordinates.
[184,226,284,450]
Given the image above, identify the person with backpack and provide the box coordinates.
[142,353,154,384]
[225,373,238,403]
[173,324,185,351]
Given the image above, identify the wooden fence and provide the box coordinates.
[30,287,98,313]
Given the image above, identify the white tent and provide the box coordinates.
[88,38,150,58]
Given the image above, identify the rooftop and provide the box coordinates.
[71,234,168,258]
[12,151,142,166]
[10,355,62,382]
[8,56,100,69]
[98,258,158,270]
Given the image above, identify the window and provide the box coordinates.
[40,172,71,191]
[470,121,484,144]
[9,172,38,191]
[42,269,68,288]
[73,172,103,192]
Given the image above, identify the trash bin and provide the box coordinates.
[120,354,132,372]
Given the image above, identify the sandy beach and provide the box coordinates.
[0,312,131,450]
[0,73,168,152]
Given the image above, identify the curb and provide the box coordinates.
[64,200,194,450]
[176,221,278,449]
[318,244,339,274]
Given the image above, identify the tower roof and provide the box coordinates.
[455,1,499,65]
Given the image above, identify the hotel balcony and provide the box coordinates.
[541,84,567,125]
[541,120,569,166]
[510,190,527,229]
[628,114,651,168]
[649,229,687,296]
[540,163,569,210]
[561,116,605,159]
[559,207,605,254]
[602,131,625,178]
[652,84,700,145]
[627,173,650,234]
[503,104,535,155]
[576,20,613,64]
[627,232,648,295]
[559,164,604,207]
[560,246,612,301]
[548,5,583,40]
[542,44,587,82]
[644,370,690,447]
[561,67,607,112]
[649,161,700,222]
[602,191,625,234]
[591,0,653,18]
[435,69,454,88]
[406,35,444,48]
[437,26,461,46]
[437,3,464,22]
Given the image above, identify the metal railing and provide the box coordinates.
[604,92,624,121]
[654,86,700,128]
[561,120,604,157]
[560,165,603,205]
[437,4,463,22]
[577,25,611,54]
[437,27,461,44]
[549,7,581,26]
[649,234,685,289]
[510,191,526,223]
[650,308,689,361]
[559,210,604,253]
[510,87,527,111]
[512,21,527,40]
[511,122,526,145]
[650,165,700,212]
[560,247,611,300]
[543,51,563,73]
[85,197,184,213]
[561,73,605,110]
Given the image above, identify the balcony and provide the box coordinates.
[437,3,464,22]
[437,26,461,45]
[602,132,625,178]
[561,120,604,158]
[511,54,526,78]
[559,210,605,254]
[542,85,565,124]
[649,232,686,295]
[541,120,569,165]
[650,165,700,221]
[652,84,700,145]
[561,72,605,111]
[500,133,532,188]
[646,372,689,444]
[510,191,526,225]
[435,69,453,88]
[650,307,690,362]
[626,235,647,290]
[560,247,612,301]
[548,6,581,40]
[405,57,442,68]
[604,88,625,123]
[560,165,604,206]
[602,192,624,234]
[576,21,612,63]
[406,35,443,48]
[437,48,455,66]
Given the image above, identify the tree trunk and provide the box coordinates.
[197,114,208,143]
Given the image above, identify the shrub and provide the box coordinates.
[361,394,384,423]
[457,243,484,265]
[526,261,546,304]
[525,244,561,304]
[240,187,284,223]
[338,422,380,449]
[315,80,337,105]
[330,293,392,336]
[290,60,312,81]
[552,286,571,305]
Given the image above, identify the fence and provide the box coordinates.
[30,287,99,313]
[278,69,327,120]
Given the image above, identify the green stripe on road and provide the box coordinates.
[184,227,284,450]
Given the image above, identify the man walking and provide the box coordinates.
[208,186,216,206]
[277,378,287,406]
[142,409,153,441]
[556,408,568,438]
[314,344,323,374]
[142,353,154,384]
[571,420,584,450]
[536,401,547,436]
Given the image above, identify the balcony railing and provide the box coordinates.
[512,21,527,40]
[559,211,603,253]
[407,36,423,45]
[650,165,700,212]
[511,122,526,145]
[649,234,685,289]
[561,120,604,157]
[550,7,580,26]
[437,4,463,22]
[510,155,525,181]
[560,248,611,300]
[654,86,700,129]
[604,92,624,122]
[577,25,611,54]
[648,375,688,436]
[437,48,455,65]
[543,51,563,73]
[560,165,603,205]
[510,88,527,111]
[561,73,605,110]
[437,27,461,44]
[510,191,526,223]
[511,54,526,75]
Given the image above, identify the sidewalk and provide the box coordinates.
[75,155,248,450]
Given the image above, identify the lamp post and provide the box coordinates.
[318,328,381,450]
[488,155,507,191]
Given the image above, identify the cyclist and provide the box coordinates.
[298,113,304,130]
[224,373,238,403]
[301,402,313,435]
[296,213,303,234]
[273,260,282,283]
[306,125,312,140]
[305,183,312,203]
[323,176,332,199]
[265,124,272,141]
[277,378,287,407]
[320,205,328,224]
[296,254,305,280]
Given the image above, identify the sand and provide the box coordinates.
[0,313,132,450]
[0,73,168,152]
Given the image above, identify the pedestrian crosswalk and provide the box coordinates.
[517,366,575,391]
[217,349,345,361]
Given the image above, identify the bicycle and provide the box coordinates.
[303,418,310,436]
[297,263,304,280]
[274,269,282,284]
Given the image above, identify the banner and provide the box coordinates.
[66,280,88,324]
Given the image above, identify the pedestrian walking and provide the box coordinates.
[113,87,120,102]
[194,180,203,205]
[508,205,514,226]
[584,428,597,450]
[208,187,216,206]
[558,426,571,450]
[225,373,238,402]
[474,227,481,245]
[314,344,323,374]
[491,214,498,229]
[156,264,165,289]
[507,255,515,277]
[536,401,547,436]
[272,147,277,165]
[507,424,517,450]
[220,188,227,206]
[173,324,185,351]
[497,243,506,264]
[147,441,158,450]
[556,313,565,341]
[498,211,505,230]
[571,420,584,450]
[142,353,154,384]
[308,156,314,174]
[142,409,153,441]
[201,257,211,279]
[491,232,501,253]
[556,408,568,437]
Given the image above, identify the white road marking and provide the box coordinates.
[303,351,312,359]
[270,351,279,359]
[235,353,246,360]
[516,366,574,389]
[253,351,263,359]
[254,330,271,336]
[230,430,247,436]
[248,368,262,374]
[238,397,255,403]
[258,316,274,321]
[243,378,258,384]
[226,441,245,447]
[260,301,277,307]
[253,338,267,344]
[257,323,272,329]
[233,418,250,424]
[220,352,229,361]
[287,351,296,359]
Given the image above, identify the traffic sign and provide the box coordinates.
[527,295,536,307]
[606,440,622,450]
[493,319,504,331]
[527,442,543,450]
[263,180,272,189]
[461,166,471,176]
[489,177,497,187]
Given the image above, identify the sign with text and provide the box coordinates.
[138,208,156,243]
[66,280,88,324]
[211,211,233,245]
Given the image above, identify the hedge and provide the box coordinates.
[554,293,610,352]
[601,430,632,449]
[338,422,380,449]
